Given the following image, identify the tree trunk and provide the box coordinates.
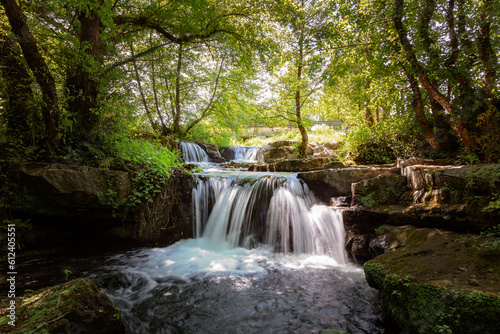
[1,0,59,152]
[150,51,167,133]
[173,43,183,135]
[394,0,471,146]
[477,0,498,106]
[295,33,308,158]
[0,34,32,142]
[67,0,102,146]
[405,70,441,150]
[130,44,157,131]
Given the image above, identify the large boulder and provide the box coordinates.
[298,166,400,202]
[1,278,125,333]
[256,141,340,162]
[10,162,193,247]
[256,140,302,162]
[351,174,407,207]
[196,142,225,162]
[308,142,339,158]
[364,225,500,334]
[11,162,131,218]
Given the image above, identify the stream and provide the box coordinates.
[2,143,384,333]
[97,143,383,333]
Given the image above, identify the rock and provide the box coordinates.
[248,158,341,173]
[219,162,254,169]
[397,157,449,174]
[10,162,193,247]
[196,141,225,162]
[363,226,500,334]
[256,140,302,162]
[309,142,339,158]
[468,279,480,286]
[220,147,235,161]
[434,164,500,195]
[351,174,407,206]
[298,166,400,203]
[1,278,125,333]
[345,230,376,263]
[403,165,452,190]
[13,162,131,216]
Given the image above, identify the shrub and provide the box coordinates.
[339,115,425,164]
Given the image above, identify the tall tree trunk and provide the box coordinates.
[394,0,471,146]
[477,0,498,106]
[150,52,167,133]
[173,43,183,135]
[130,44,157,131]
[0,34,32,143]
[295,32,308,158]
[1,0,59,152]
[67,0,102,146]
[405,69,441,150]
[364,107,374,127]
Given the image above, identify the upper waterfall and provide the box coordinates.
[229,146,260,162]
[179,142,209,163]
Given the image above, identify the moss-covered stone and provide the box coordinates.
[364,227,500,334]
[0,278,125,334]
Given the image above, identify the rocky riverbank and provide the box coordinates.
[6,162,193,248]
[298,158,500,333]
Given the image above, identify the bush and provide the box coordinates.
[339,115,425,164]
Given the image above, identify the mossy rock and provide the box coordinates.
[364,227,500,334]
[0,278,125,333]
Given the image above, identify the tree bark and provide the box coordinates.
[477,0,498,106]
[405,69,441,150]
[66,0,103,145]
[1,0,59,152]
[173,43,183,135]
[130,44,157,131]
[394,0,471,146]
[0,34,32,142]
[295,31,308,158]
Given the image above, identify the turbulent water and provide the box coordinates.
[99,242,382,334]
[99,165,383,334]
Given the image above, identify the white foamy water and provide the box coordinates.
[100,239,381,334]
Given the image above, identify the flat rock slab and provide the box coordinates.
[364,225,500,334]
[298,166,400,202]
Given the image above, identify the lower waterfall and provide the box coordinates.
[98,171,383,334]
[193,175,347,263]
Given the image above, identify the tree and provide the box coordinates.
[264,0,335,157]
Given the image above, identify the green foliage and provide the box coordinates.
[483,194,500,213]
[339,115,425,164]
[114,136,182,173]
[97,136,183,211]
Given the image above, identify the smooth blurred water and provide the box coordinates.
[98,240,383,334]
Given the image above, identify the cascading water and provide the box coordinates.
[193,175,347,262]
[179,142,209,163]
[99,171,383,334]
[230,146,260,162]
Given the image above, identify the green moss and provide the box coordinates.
[0,278,124,334]
[377,272,500,334]
[364,262,388,289]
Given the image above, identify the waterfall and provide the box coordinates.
[179,142,209,163]
[192,175,348,264]
[230,146,260,162]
